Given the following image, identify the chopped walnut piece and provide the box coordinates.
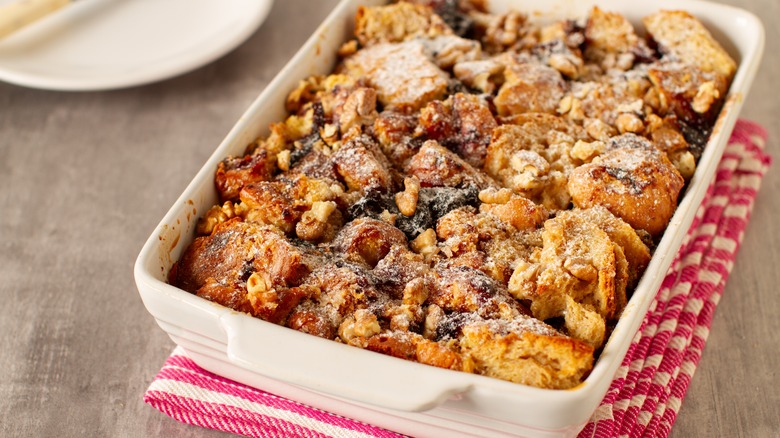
[533,39,584,79]
[420,35,482,70]
[475,10,529,53]
[386,303,422,331]
[583,118,617,141]
[286,76,324,114]
[453,59,505,94]
[478,187,512,205]
[557,94,573,115]
[296,201,340,242]
[670,150,696,180]
[570,140,606,163]
[692,81,721,114]
[197,201,243,236]
[402,277,430,306]
[339,309,382,347]
[396,176,421,217]
[320,123,339,145]
[479,193,548,231]
[338,87,379,133]
[338,39,359,57]
[410,228,439,261]
[276,150,292,172]
[378,209,398,225]
[246,271,277,311]
[423,304,444,339]
[615,113,644,134]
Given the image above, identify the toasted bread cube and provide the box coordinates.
[643,10,737,81]
[354,2,451,46]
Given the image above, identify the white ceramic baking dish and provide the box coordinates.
[134,1,764,436]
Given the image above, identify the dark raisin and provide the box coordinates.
[447,79,467,96]
[435,312,472,341]
[422,186,479,219]
[311,101,326,130]
[289,132,319,165]
[395,202,434,240]
[393,187,478,240]
[677,120,710,160]
[423,0,473,37]
[238,260,255,282]
[347,191,394,220]
[632,40,658,64]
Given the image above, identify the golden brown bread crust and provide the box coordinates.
[215,151,275,203]
[506,206,644,348]
[354,2,451,47]
[572,205,651,287]
[567,134,685,236]
[364,330,468,371]
[417,92,497,168]
[174,218,268,293]
[584,6,641,71]
[647,63,729,128]
[406,140,498,190]
[342,41,450,112]
[373,245,429,297]
[373,110,421,167]
[333,218,408,268]
[643,10,736,130]
[458,316,594,389]
[427,265,525,319]
[171,3,734,389]
[332,133,396,195]
[494,60,566,116]
[239,181,304,234]
[643,10,737,82]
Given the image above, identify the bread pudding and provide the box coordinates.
[169,1,734,390]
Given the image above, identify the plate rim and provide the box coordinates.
[0,0,275,91]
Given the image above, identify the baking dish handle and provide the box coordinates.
[221,312,471,412]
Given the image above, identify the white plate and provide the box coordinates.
[0,0,274,91]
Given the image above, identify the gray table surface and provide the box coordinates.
[1,1,778,437]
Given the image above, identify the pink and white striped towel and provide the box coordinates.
[145,120,771,438]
